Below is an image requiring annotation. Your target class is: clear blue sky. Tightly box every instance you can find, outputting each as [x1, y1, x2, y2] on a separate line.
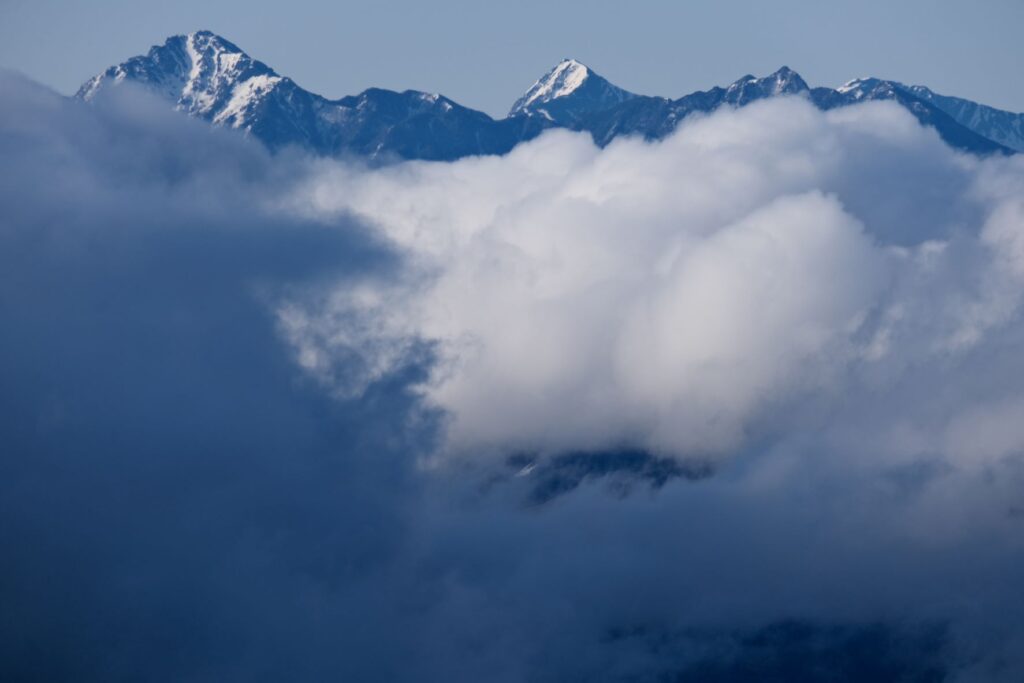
[1, 0, 1022, 117]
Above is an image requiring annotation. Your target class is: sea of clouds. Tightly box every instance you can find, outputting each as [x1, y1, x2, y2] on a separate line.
[284, 98, 1024, 465]
[2, 70, 1024, 681]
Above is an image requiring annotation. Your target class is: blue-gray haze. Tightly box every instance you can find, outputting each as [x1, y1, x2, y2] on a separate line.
[2, 5, 1024, 682]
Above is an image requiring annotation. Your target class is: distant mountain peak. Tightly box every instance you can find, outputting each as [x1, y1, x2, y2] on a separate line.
[509, 59, 594, 114]
[189, 29, 227, 41]
[769, 65, 806, 87]
[837, 77, 887, 94]
[76, 34, 1017, 159]
[836, 77, 869, 92]
[723, 67, 809, 105]
[185, 30, 243, 52]
[509, 58, 635, 122]
[847, 79, 1024, 152]
[76, 30, 283, 126]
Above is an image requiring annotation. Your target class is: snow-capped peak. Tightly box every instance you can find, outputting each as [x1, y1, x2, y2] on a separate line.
[508, 58, 635, 121]
[722, 66, 809, 105]
[76, 35, 1017, 159]
[516, 59, 590, 109]
[76, 30, 284, 127]
[766, 66, 807, 92]
[835, 77, 897, 101]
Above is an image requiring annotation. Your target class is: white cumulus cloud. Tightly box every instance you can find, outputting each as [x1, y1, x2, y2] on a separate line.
[281, 97, 1024, 463]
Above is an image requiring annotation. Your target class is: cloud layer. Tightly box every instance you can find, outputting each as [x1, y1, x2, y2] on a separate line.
[2, 73, 1024, 681]
[290, 97, 1024, 464]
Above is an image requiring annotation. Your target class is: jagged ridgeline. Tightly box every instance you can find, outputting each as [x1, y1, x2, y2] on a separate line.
[79, 31, 1023, 160]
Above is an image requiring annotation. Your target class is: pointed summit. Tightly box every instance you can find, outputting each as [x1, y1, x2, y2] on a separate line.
[509, 59, 635, 124]
[835, 76, 897, 101]
[769, 66, 809, 91]
[723, 66, 809, 105]
[511, 59, 591, 112]
[76, 30, 280, 121]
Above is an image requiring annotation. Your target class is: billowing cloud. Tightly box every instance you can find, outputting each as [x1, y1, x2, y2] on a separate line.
[286, 97, 1024, 464]
[3, 72, 1024, 682]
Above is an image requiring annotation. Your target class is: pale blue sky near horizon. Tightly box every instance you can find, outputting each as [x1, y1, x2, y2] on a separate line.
[1, 0, 1021, 118]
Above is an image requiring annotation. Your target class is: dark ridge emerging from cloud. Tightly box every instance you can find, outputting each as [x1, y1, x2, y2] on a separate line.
[505, 451, 713, 505]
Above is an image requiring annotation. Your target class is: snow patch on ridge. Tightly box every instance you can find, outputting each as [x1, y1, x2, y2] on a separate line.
[213, 74, 283, 126]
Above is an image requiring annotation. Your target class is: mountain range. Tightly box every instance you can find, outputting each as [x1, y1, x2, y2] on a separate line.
[77, 31, 1023, 160]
